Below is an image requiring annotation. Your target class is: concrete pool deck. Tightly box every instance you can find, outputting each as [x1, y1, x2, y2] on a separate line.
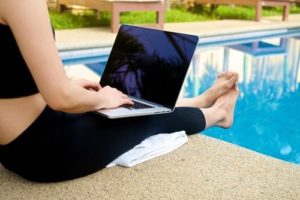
[1, 15, 300, 199]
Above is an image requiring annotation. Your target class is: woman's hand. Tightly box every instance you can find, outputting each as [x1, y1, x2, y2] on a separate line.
[97, 86, 133, 109]
[74, 79, 133, 109]
[74, 79, 101, 92]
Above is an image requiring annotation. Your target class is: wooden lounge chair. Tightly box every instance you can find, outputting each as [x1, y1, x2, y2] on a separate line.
[57, 0, 165, 33]
[193, 0, 291, 21]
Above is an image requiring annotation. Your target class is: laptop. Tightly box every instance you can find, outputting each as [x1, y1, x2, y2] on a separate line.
[96, 24, 199, 119]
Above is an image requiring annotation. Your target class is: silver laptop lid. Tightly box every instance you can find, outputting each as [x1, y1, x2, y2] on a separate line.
[100, 24, 199, 109]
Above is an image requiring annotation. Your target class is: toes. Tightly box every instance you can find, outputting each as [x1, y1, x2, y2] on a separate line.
[226, 76, 237, 87]
[232, 72, 239, 80]
[227, 72, 239, 82]
[217, 71, 236, 79]
[217, 72, 227, 78]
[217, 72, 233, 79]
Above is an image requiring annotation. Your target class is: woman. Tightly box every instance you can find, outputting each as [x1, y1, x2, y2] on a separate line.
[0, 0, 239, 182]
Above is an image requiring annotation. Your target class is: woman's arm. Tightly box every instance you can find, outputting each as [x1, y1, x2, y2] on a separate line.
[0, 0, 132, 113]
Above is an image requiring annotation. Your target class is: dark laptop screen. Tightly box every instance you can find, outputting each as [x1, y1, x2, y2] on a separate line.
[100, 25, 199, 108]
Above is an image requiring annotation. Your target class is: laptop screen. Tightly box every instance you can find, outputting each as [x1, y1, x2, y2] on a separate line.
[100, 25, 199, 108]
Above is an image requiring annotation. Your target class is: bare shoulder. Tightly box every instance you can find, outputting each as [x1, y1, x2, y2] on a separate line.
[0, 0, 49, 27]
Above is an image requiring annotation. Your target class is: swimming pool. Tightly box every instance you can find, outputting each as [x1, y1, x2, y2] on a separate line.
[61, 27, 300, 165]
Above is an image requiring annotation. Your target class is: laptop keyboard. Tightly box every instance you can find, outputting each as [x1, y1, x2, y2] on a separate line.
[122, 100, 154, 110]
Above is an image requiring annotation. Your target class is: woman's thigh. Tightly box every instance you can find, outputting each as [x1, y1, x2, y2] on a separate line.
[0, 106, 205, 182]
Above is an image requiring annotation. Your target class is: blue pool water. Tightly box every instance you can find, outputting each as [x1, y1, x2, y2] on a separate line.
[62, 28, 300, 165]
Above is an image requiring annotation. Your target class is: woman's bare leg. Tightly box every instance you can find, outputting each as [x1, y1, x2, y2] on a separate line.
[201, 86, 239, 129]
[176, 72, 238, 108]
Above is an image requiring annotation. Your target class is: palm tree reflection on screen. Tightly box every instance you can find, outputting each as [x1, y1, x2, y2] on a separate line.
[101, 28, 195, 106]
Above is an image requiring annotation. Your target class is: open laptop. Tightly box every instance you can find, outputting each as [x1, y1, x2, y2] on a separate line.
[96, 24, 199, 118]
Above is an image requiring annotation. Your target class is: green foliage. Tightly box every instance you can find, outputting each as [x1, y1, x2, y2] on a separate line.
[290, 4, 300, 13]
[166, 8, 208, 22]
[120, 9, 209, 24]
[49, 5, 300, 29]
[213, 6, 256, 20]
[50, 10, 110, 29]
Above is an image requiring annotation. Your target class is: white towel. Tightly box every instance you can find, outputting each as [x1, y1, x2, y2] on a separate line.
[106, 131, 188, 168]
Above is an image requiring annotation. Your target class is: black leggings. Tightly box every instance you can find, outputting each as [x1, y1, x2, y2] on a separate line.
[0, 106, 206, 182]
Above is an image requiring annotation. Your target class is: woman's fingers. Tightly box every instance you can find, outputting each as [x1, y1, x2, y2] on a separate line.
[98, 86, 134, 108]
[121, 98, 134, 106]
[122, 96, 134, 105]
[74, 79, 101, 91]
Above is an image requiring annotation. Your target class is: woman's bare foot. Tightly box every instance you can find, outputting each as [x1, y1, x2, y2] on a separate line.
[176, 72, 238, 108]
[193, 71, 238, 108]
[212, 86, 239, 128]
